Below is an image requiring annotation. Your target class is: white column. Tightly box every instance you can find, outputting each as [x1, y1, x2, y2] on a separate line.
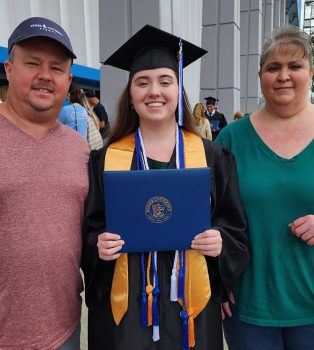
[201, 0, 241, 122]
[240, 0, 262, 114]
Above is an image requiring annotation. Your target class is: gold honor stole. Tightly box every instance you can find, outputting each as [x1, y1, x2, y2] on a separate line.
[104, 130, 211, 326]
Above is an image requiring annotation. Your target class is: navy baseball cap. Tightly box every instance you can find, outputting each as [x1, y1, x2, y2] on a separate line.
[8, 17, 76, 59]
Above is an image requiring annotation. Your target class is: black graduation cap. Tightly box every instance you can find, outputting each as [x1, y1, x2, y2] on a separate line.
[204, 96, 219, 105]
[104, 24, 207, 75]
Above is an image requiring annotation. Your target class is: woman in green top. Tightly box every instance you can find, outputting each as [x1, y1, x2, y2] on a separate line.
[217, 26, 314, 350]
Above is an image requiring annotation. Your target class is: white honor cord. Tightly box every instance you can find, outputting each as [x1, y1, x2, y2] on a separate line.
[138, 124, 181, 170]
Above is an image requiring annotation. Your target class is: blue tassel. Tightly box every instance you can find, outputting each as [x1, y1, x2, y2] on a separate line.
[178, 251, 186, 302]
[152, 286, 160, 326]
[140, 252, 148, 327]
[178, 267, 185, 300]
[178, 39, 184, 127]
[180, 310, 189, 350]
[141, 291, 148, 327]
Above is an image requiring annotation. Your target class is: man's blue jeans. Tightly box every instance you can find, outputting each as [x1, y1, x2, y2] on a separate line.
[223, 313, 314, 350]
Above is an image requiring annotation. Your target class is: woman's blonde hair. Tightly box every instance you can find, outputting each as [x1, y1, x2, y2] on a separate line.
[260, 26, 313, 70]
[192, 102, 206, 126]
[81, 92, 100, 129]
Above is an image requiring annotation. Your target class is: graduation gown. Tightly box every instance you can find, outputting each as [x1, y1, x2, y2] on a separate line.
[205, 111, 227, 140]
[82, 136, 250, 350]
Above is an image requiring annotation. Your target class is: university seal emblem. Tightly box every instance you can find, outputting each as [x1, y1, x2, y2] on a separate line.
[145, 196, 172, 223]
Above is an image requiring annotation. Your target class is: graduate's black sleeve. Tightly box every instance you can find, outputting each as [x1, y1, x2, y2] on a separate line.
[81, 147, 115, 310]
[203, 140, 251, 302]
[220, 114, 227, 129]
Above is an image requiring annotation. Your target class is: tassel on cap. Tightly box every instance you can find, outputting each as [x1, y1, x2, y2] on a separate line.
[178, 39, 184, 127]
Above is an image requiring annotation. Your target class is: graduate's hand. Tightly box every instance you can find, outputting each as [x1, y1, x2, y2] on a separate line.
[191, 229, 222, 257]
[221, 291, 235, 320]
[290, 214, 314, 245]
[97, 232, 125, 261]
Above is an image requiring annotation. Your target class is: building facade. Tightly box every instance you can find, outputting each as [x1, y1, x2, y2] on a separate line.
[0, 0, 301, 121]
[99, 0, 301, 121]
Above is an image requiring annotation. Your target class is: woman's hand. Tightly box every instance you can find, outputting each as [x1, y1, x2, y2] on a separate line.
[290, 215, 314, 245]
[221, 291, 235, 320]
[97, 232, 125, 261]
[191, 229, 222, 257]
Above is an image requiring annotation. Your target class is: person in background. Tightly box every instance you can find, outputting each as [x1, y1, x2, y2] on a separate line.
[58, 85, 89, 139]
[217, 26, 314, 350]
[81, 93, 104, 150]
[82, 24, 250, 350]
[85, 89, 110, 139]
[204, 96, 227, 140]
[192, 102, 212, 140]
[0, 17, 89, 349]
[233, 111, 243, 121]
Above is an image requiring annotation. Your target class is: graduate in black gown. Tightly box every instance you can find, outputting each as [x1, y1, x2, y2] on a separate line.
[82, 25, 250, 350]
[204, 97, 227, 140]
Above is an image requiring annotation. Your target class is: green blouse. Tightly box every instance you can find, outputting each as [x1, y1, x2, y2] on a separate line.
[216, 115, 314, 326]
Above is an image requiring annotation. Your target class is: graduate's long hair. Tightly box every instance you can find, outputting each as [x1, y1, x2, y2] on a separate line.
[107, 72, 197, 145]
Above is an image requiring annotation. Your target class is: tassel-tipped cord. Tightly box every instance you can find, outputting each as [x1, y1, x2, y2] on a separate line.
[137, 127, 149, 170]
[135, 130, 144, 170]
[175, 125, 180, 169]
[146, 284, 153, 326]
[188, 308, 195, 348]
[178, 126, 185, 169]
[170, 250, 179, 301]
[153, 325, 160, 342]
[152, 251, 160, 341]
[178, 251, 186, 305]
[152, 287, 160, 341]
[180, 310, 189, 350]
[140, 253, 148, 327]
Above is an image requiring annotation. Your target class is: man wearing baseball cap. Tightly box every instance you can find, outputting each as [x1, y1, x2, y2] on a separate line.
[0, 17, 89, 349]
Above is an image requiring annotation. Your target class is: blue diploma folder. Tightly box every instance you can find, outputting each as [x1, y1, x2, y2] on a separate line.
[103, 168, 211, 253]
[210, 120, 220, 131]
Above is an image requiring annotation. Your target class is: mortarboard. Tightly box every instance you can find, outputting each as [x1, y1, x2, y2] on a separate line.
[204, 96, 219, 105]
[103, 24, 207, 75]
[104, 24, 207, 126]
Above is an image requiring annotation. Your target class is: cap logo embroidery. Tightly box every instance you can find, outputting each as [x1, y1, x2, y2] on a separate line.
[145, 196, 172, 223]
[30, 23, 64, 37]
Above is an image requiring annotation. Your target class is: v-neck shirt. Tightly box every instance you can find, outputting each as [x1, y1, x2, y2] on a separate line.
[216, 114, 314, 326]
